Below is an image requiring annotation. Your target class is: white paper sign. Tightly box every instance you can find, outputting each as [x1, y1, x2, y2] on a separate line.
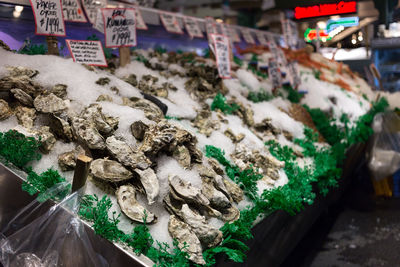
[93, 8, 104, 33]
[62, 0, 87, 22]
[30, 0, 66, 36]
[268, 58, 282, 89]
[241, 29, 255, 44]
[229, 26, 241, 43]
[287, 61, 301, 88]
[205, 16, 217, 37]
[82, 0, 106, 24]
[134, 7, 147, 30]
[102, 8, 136, 48]
[66, 39, 107, 67]
[184, 17, 203, 38]
[211, 34, 231, 79]
[256, 31, 268, 46]
[159, 12, 183, 34]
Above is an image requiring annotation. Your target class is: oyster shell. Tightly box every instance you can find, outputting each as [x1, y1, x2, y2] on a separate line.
[116, 185, 156, 223]
[201, 177, 231, 210]
[122, 97, 163, 121]
[105, 136, 151, 170]
[33, 93, 68, 114]
[51, 84, 67, 99]
[172, 145, 191, 169]
[90, 158, 133, 182]
[124, 74, 138, 87]
[49, 115, 73, 142]
[168, 215, 205, 265]
[207, 158, 224, 176]
[169, 175, 209, 207]
[134, 168, 159, 205]
[36, 126, 56, 153]
[71, 117, 105, 150]
[223, 178, 244, 203]
[130, 120, 149, 141]
[10, 88, 33, 107]
[58, 146, 85, 171]
[15, 106, 36, 128]
[80, 104, 118, 136]
[0, 74, 40, 95]
[192, 107, 220, 137]
[0, 99, 12, 121]
[6, 66, 38, 78]
[95, 77, 110, 86]
[96, 94, 113, 102]
[224, 129, 245, 143]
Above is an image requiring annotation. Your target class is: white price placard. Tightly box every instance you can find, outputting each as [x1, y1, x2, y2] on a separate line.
[205, 16, 217, 37]
[184, 17, 203, 38]
[66, 39, 107, 67]
[159, 12, 183, 34]
[82, 0, 106, 24]
[256, 31, 268, 46]
[62, 0, 87, 22]
[211, 34, 231, 79]
[287, 61, 301, 88]
[102, 8, 136, 48]
[134, 7, 147, 30]
[229, 26, 241, 43]
[29, 0, 66, 36]
[241, 28, 255, 44]
[93, 8, 104, 33]
[268, 58, 282, 89]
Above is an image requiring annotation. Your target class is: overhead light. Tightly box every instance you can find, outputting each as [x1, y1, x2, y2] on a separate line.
[13, 10, 21, 18]
[317, 21, 326, 29]
[330, 15, 340, 20]
[15, 5, 23, 12]
[351, 39, 356, 44]
[216, 18, 223, 23]
[358, 36, 363, 41]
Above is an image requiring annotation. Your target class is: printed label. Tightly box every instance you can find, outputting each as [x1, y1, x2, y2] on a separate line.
[30, 0, 66, 36]
[66, 39, 107, 67]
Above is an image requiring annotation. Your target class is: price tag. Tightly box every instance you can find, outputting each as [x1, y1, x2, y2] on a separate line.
[102, 8, 136, 48]
[241, 28, 255, 44]
[159, 12, 183, 34]
[229, 26, 241, 43]
[184, 16, 203, 38]
[66, 39, 107, 67]
[134, 7, 147, 30]
[256, 31, 268, 46]
[205, 17, 217, 53]
[268, 58, 282, 89]
[287, 61, 301, 88]
[93, 8, 104, 33]
[29, 0, 66, 36]
[288, 19, 298, 49]
[62, 0, 87, 22]
[82, 0, 106, 24]
[211, 34, 231, 79]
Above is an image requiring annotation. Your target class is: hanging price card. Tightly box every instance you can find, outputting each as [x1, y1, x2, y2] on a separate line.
[256, 31, 268, 46]
[102, 8, 136, 48]
[30, 0, 66, 36]
[184, 17, 203, 38]
[268, 58, 282, 89]
[287, 61, 301, 88]
[82, 0, 106, 24]
[241, 28, 255, 44]
[229, 26, 241, 43]
[159, 12, 183, 34]
[93, 8, 104, 33]
[62, 0, 87, 22]
[134, 7, 147, 30]
[211, 34, 231, 79]
[66, 39, 107, 67]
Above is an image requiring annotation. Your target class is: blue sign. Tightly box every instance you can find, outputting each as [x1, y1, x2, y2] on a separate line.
[326, 17, 359, 33]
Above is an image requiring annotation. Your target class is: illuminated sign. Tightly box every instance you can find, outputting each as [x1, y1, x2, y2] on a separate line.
[326, 17, 359, 32]
[304, 28, 331, 42]
[295, 1, 357, 20]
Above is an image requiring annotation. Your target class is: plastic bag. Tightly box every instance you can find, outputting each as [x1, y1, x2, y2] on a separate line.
[0, 184, 108, 267]
[368, 111, 400, 181]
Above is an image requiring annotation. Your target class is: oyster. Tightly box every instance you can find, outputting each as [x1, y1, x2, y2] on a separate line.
[95, 77, 110, 86]
[10, 88, 33, 107]
[33, 93, 68, 114]
[134, 168, 159, 205]
[80, 104, 118, 136]
[96, 94, 113, 102]
[201, 177, 231, 210]
[122, 97, 163, 121]
[71, 117, 105, 150]
[6, 66, 39, 78]
[0, 99, 12, 120]
[52, 84, 67, 99]
[172, 145, 191, 169]
[90, 158, 133, 182]
[49, 115, 73, 142]
[130, 120, 149, 141]
[124, 74, 138, 87]
[254, 118, 281, 135]
[105, 136, 151, 170]
[110, 86, 120, 94]
[58, 146, 85, 171]
[116, 185, 156, 223]
[15, 106, 36, 128]
[207, 158, 224, 176]
[169, 175, 209, 207]
[0, 40, 11, 51]
[185, 142, 203, 164]
[224, 129, 245, 143]
[162, 82, 177, 91]
[168, 215, 205, 265]
[138, 75, 168, 98]
[223, 178, 244, 203]
[185, 77, 215, 100]
[192, 107, 220, 137]
[36, 126, 56, 153]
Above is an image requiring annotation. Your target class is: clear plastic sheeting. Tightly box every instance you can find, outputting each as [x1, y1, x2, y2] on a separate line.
[368, 111, 400, 181]
[0, 185, 108, 267]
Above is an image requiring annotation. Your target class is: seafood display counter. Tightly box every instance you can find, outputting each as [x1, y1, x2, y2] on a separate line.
[0, 1, 387, 266]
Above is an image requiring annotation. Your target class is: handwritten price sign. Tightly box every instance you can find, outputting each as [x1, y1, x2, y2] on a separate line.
[62, 0, 87, 22]
[102, 8, 136, 48]
[241, 28, 255, 44]
[159, 12, 183, 34]
[268, 57, 282, 89]
[66, 39, 107, 67]
[211, 34, 231, 79]
[184, 16, 203, 38]
[30, 0, 66, 36]
[82, 0, 106, 24]
[256, 31, 268, 46]
[134, 7, 147, 30]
